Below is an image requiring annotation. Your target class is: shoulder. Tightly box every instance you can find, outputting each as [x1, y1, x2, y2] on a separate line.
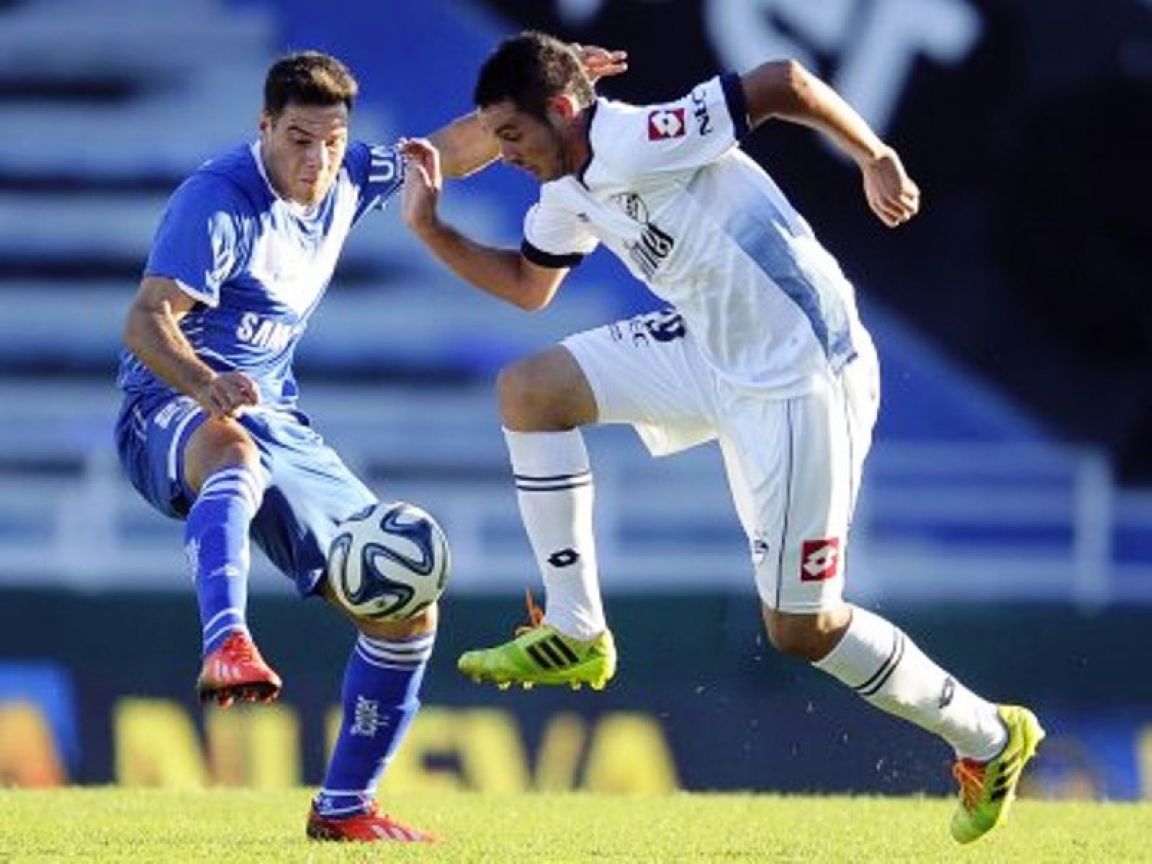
[583, 77, 744, 182]
[186, 143, 265, 215]
[584, 98, 639, 173]
[154, 149, 261, 251]
[583, 95, 693, 178]
[343, 140, 403, 186]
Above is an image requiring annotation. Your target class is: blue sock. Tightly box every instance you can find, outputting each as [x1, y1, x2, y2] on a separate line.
[314, 632, 435, 818]
[184, 465, 264, 656]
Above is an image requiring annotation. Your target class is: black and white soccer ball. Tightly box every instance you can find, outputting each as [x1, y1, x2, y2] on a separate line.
[326, 501, 451, 621]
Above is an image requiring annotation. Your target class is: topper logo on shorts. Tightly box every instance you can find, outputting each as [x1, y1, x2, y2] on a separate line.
[648, 107, 686, 140]
[800, 538, 841, 581]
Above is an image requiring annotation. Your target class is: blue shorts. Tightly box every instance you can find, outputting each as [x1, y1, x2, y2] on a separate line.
[115, 392, 376, 596]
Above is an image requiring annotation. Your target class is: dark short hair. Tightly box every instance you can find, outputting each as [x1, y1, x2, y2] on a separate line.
[263, 51, 358, 117]
[473, 31, 594, 120]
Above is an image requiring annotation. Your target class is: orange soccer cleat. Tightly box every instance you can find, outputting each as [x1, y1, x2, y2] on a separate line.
[195, 631, 282, 707]
[306, 802, 435, 843]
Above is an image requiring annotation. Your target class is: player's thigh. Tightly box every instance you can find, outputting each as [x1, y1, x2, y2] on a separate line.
[244, 412, 376, 597]
[719, 375, 872, 613]
[843, 340, 881, 501]
[114, 393, 208, 517]
[182, 416, 261, 493]
[561, 308, 718, 456]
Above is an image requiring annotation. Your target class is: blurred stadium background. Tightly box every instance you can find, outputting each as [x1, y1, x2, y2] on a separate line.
[1, 0, 1150, 802]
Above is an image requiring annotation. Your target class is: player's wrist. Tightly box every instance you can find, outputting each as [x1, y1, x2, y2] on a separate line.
[188, 371, 219, 403]
[858, 143, 896, 170]
[408, 212, 448, 244]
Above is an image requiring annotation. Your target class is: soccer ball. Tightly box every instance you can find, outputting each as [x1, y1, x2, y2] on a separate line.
[326, 501, 451, 621]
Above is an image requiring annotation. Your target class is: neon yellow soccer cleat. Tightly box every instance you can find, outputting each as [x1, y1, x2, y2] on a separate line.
[458, 592, 617, 691]
[950, 704, 1046, 844]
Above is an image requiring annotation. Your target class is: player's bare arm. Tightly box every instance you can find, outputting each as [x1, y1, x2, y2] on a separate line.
[400, 137, 565, 310]
[427, 112, 501, 179]
[741, 59, 920, 228]
[427, 44, 628, 179]
[122, 276, 260, 418]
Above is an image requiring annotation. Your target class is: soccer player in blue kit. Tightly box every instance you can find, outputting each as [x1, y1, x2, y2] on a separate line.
[114, 48, 625, 842]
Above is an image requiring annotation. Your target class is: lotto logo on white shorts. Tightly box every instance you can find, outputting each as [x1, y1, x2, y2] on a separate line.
[648, 108, 686, 140]
[800, 538, 841, 582]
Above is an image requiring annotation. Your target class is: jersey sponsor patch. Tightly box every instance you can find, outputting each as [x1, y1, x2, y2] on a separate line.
[800, 538, 841, 581]
[647, 107, 687, 140]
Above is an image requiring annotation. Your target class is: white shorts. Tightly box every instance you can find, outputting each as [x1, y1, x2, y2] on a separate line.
[562, 308, 880, 613]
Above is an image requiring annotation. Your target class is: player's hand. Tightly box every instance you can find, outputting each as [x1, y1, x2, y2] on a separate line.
[195, 371, 260, 419]
[400, 137, 443, 235]
[862, 147, 920, 228]
[574, 43, 628, 84]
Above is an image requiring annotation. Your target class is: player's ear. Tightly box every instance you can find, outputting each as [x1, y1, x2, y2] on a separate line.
[548, 94, 580, 121]
[258, 111, 272, 134]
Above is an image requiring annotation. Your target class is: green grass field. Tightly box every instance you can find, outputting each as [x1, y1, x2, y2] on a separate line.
[0, 789, 1147, 863]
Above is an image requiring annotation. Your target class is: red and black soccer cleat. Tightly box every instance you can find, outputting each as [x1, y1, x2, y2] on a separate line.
[195, 631, 282, 708]
[306, 803, 435, 843]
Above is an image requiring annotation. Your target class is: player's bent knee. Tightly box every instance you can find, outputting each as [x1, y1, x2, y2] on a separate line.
[321, 575, 440, 639]
[354, 602, 439, 639]
[498, 348, 594, 431]
[762, 606, 850, 662]
[498, 358, 558, 426]
[185, 419, 260, 491]
[764, 620, 818, 660]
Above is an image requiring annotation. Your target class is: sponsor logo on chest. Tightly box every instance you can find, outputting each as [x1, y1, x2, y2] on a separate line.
[236, 313, 299, 351]
[609, 192, 676, 280]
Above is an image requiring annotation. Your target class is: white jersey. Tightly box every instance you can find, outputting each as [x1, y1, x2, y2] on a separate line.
[522, 74, 867, 398]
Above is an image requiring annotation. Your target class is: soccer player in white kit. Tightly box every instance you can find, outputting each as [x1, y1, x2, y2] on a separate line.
[400, 31, 1043, 844]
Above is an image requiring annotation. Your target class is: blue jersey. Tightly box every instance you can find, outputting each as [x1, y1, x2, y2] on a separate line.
[116, 140, 404, 407]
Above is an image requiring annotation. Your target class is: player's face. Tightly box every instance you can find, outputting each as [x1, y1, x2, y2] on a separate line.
[480, 100, 569, 183]
[259, 102, 349, 207]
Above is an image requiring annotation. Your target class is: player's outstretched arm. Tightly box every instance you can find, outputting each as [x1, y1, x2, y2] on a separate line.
[427, 113, 500, 180]
[123, 277, 259, 418]
[400, 137, 566, 310]
[428, 43, 628, 179]
[740, 59, 920, 228]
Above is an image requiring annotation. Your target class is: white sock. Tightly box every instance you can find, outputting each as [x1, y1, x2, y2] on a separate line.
[504, 428, 606, 640]
[813, 606, 1006, 761]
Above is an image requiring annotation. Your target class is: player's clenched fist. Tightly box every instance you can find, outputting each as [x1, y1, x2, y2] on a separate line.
[862, 148, 921, 228]
[195, 371, 260, 419]
[399, 137, 443, 237]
